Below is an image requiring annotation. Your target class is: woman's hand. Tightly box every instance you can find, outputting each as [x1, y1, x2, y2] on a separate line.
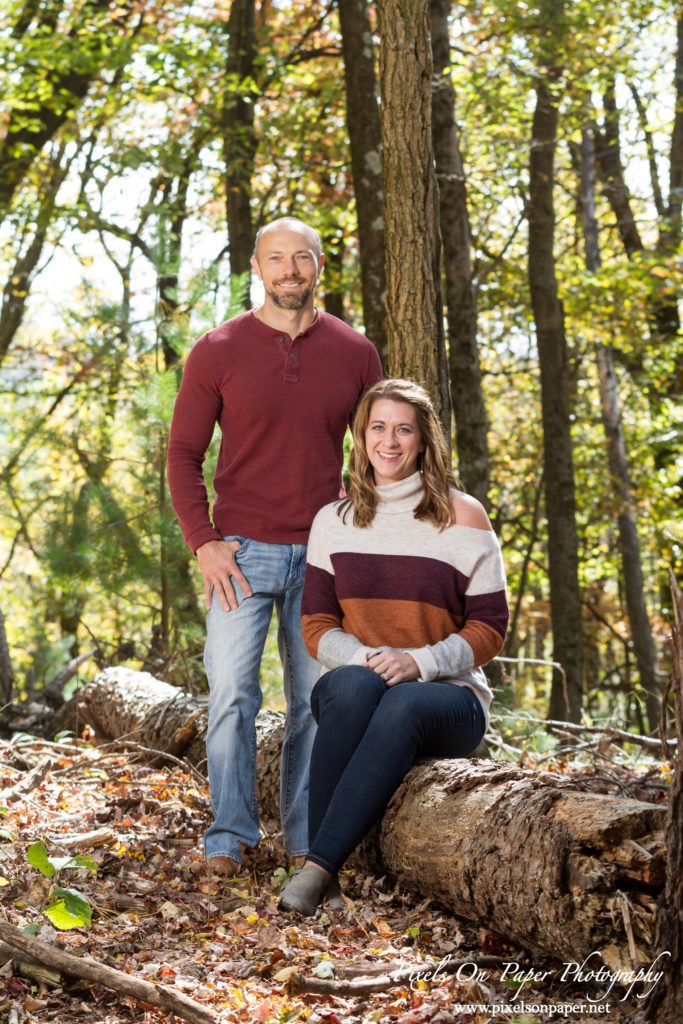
[366, 650, 420, 686]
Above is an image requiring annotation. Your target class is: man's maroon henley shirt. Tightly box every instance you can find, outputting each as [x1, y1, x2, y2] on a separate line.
[166, 309, 382, 553]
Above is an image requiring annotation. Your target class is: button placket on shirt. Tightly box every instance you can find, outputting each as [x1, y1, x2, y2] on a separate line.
[281, 335, 301, 383]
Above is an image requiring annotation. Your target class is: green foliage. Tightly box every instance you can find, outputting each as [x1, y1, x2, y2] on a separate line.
[0, 0, 679, 728]
[24, 839, 96, 930]
[43, 887, 92, 929]
[27, 840, 98, 879]
[271, 865, 297, 892]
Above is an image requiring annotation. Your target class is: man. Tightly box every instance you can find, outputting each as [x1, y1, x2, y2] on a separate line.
[167, 217, 382, 879]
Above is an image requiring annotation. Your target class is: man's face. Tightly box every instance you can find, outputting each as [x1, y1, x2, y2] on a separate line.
[252, 227, 324, 310]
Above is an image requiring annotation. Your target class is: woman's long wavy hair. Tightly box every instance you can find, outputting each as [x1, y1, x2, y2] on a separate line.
[338, 379, 462, 529]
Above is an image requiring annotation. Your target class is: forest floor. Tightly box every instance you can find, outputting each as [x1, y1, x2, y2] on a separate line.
[0, 736, 670, 1024]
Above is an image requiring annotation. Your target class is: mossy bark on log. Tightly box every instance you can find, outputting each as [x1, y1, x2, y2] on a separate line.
[54, 668, 664, 972]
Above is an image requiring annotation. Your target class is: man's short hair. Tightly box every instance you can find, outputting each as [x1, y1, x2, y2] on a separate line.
[253, 218, 323, 261]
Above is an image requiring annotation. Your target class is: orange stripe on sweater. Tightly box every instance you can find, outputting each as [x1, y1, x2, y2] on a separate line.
[339, 598, 462, 649]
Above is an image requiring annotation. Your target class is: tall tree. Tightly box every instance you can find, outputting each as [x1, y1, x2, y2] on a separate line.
[0, 145, 69, 365]
[527, 0, 583, 722]
[376, 0, 451, 437]
[223, 0, 258, 300]
[662, 11, 683, 256]
[338, 0, 387, 361]
[430, 0, 489, 503]
[579, 127, 661, 733]
[595, 64, 682, 388]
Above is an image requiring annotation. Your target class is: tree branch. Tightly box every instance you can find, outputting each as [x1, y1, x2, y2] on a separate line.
[285, 955, 508, 996]
[0, 919, 218, 1024]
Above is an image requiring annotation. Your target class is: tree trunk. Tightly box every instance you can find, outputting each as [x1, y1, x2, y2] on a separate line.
[52, 668, 284, 818]
[338, 0, 387, 365]
[657, 12, 683, 393]
[527, 0, 583, 723]
[430, 0, 490, 505]
[0, 608, 15, 706]
[322, 227, 345, 321]
[383, 758, 663, 973]
[647, 571, 683, 1022]
[663, 15, 683, 254]
[376, 0, 451, 439]
[223, 0, 257, 303]
[596, 76, 681, 388]
[54, 667, 665, 973]
[579, 128, 661, 733]
[0, 150, 69, 366]
[154, 154, 205, 654]
[594, 81, 645, 259]
[157, 156, 195, 370]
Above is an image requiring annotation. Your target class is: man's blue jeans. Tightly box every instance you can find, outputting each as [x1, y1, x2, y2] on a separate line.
[306, 666, 485, 874]
[203, 537, 320, 862]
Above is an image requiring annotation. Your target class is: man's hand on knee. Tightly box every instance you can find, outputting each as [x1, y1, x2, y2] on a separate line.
[197, 539, 252, 612]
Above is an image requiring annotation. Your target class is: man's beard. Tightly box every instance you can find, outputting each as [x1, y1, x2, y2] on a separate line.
[266, 279, 313, 309]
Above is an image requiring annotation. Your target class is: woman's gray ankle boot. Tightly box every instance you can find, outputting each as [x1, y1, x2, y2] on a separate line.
[279, 865, 328, 916]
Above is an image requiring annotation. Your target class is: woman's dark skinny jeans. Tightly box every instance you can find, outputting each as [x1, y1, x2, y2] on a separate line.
[305, 665, 485, 874]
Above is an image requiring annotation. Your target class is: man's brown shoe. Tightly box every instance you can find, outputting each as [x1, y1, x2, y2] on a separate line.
[207, 855, 243, 880]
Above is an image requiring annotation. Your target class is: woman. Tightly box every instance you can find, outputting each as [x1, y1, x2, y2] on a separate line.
[278, 379, 509, 915]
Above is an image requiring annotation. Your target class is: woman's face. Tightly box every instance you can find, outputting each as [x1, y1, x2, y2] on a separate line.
[364, 398, 425, 486]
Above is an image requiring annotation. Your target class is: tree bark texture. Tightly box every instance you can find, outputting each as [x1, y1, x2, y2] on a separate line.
[647, 572, 683, 1022]
[527, 0, 583, 723]
[52, 668, 284, 817]
[223, 0, 257, 298]
[376, 0, 451, 439]
[54, 668, 665, 973]
[430, 0, 490, 505]
[580, 129, 660, 733]
[338, 0, 387, 365]
[382, 758, 663, 973]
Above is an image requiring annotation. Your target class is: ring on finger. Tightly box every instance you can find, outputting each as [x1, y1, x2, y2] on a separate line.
[382, 672, 390, 681]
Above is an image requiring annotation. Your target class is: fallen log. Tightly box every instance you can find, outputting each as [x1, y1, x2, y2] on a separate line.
[51, 667, 284, 819]
[0, 939, 61, 988]
[381, 758, 663, 972]
[0, 756, 55, 804]
[52, 668, 666, 972]
[282, 953, 508, 997]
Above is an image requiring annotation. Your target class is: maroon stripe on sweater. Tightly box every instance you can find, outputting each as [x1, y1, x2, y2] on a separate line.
[465, 591, 510, 642]
[301, 563, 340, 617]
[330, 551, 467, 612]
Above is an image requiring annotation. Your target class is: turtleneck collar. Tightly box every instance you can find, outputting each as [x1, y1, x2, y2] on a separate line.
[375, 471, 425, 513]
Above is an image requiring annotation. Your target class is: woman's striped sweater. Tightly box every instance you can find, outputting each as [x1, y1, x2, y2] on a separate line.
[301, 472, 509, 722]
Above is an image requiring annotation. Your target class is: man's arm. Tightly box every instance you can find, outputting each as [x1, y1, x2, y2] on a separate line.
[167, 336, 252, 611]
